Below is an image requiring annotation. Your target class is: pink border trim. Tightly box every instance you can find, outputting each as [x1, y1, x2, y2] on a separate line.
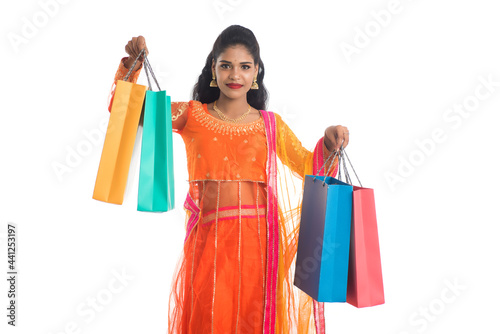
[184, 193, 200, 242]
[203, 204, 266, 216]
[202, 213, 267, 225]
[261, 110, 279, 334]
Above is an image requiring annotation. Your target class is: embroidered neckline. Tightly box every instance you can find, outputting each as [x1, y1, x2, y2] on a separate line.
[191, 102, 265, 138]
[202, 103, 263, 126]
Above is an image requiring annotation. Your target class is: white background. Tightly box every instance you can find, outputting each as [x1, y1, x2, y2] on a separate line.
[1, 0, 499, 333]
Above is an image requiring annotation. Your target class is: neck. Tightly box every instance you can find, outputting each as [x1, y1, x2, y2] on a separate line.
[215, 95, 249, 117]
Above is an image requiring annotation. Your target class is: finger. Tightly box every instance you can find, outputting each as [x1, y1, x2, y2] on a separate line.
[338, 127, 347, 149]
[326, 130, 338, 152]
[125, 43, 132, 56]
[335, 128, 343, 151]
[131, 37, 140, 56]
[134, 38, 147, 61]
[126, 40, 138, 59]
[137, 35, 146, 50]
[343, 127, 349, 148]
[137, 36, 148, 58]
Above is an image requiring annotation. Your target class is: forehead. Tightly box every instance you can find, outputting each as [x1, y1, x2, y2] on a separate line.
[216, 44, 254, 63]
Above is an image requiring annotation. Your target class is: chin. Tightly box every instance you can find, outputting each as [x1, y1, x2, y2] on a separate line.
[221, 89, 249, 100]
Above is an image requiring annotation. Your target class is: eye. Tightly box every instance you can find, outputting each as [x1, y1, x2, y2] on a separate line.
[220, 64, 230, 69]
[242, 65, 251, 70]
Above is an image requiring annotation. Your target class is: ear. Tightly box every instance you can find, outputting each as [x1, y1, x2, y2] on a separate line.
[211, 59, 215, 72]
[255, 63, 259, 78]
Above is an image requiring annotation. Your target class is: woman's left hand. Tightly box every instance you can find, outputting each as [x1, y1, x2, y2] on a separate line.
[324, 125, 349, 152]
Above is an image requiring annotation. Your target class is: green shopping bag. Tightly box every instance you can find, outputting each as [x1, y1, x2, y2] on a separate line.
[137, 57, 175, 212]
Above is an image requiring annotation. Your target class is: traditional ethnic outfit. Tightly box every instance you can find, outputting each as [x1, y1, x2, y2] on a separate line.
[110, 59, 338, 334]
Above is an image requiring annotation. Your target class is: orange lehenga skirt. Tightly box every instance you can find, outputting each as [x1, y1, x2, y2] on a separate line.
[168, 178, 321, 334]
[169, 180, 272, 333]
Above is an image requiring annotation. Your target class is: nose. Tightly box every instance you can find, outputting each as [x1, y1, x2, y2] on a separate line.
[229, 67, 240, 80]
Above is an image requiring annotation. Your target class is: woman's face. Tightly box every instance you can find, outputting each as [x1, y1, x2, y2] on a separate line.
[212, 44, 259, 100]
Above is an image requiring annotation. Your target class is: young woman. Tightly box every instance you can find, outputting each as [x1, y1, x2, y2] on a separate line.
[109, 25, 349, 334]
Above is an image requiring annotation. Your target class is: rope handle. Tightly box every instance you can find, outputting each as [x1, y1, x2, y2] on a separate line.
[143, 55, 161, 91]
[312, 145, 363, 188]
[123, 48, 162, 92]
[123, 48, 146, 82]
[313, 149, 338, 178]
[338, 148, 362, 187]
[312, 149, 340, 186]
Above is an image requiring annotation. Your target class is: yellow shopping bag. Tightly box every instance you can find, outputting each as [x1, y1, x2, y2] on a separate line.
[93, 77, 147, 204]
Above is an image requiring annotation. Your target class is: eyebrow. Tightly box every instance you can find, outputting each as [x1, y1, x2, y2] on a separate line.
[219, 60, 254, 65]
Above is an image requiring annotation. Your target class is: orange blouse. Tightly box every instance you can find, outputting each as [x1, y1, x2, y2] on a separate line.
[174, 100, 267, 182]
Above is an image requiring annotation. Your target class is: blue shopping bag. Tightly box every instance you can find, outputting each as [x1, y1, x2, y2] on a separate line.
[137, 57, 175, 212]
[294, 175, 353, 302]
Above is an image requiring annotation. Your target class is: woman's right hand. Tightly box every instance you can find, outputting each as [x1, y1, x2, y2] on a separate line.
[124, 36, 149, 71]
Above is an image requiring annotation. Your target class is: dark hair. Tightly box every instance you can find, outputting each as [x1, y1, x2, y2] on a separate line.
[192, 25, 269, 110]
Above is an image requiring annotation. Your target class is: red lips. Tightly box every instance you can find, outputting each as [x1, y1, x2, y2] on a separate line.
[226, 83, 243, 89]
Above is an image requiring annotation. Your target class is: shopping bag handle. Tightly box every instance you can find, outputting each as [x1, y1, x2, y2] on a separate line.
[312, 149, 339, 186]
[338, 148, 363, 187]
[122, 48, 162, 92]
[124, 48, 146, 82]
[143, 55, 162, 91]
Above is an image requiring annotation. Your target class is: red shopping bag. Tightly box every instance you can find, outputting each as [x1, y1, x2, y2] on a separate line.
[338, 149, 385, 308]
[346, 185, 384, 308]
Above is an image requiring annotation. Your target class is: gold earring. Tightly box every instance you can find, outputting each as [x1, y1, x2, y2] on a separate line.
[251, 76, 259, 90]
[210, 71, 218, 87]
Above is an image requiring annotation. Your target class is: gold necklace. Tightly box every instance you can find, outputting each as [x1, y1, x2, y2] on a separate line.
[213, 100, 252, 123]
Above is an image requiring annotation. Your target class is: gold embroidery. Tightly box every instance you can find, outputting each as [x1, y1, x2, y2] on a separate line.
[172, 102, 188, 121]
[192, 103, 264, 139]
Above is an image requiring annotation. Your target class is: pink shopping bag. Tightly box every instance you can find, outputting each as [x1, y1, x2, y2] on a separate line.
[346, 185, 385, 308]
